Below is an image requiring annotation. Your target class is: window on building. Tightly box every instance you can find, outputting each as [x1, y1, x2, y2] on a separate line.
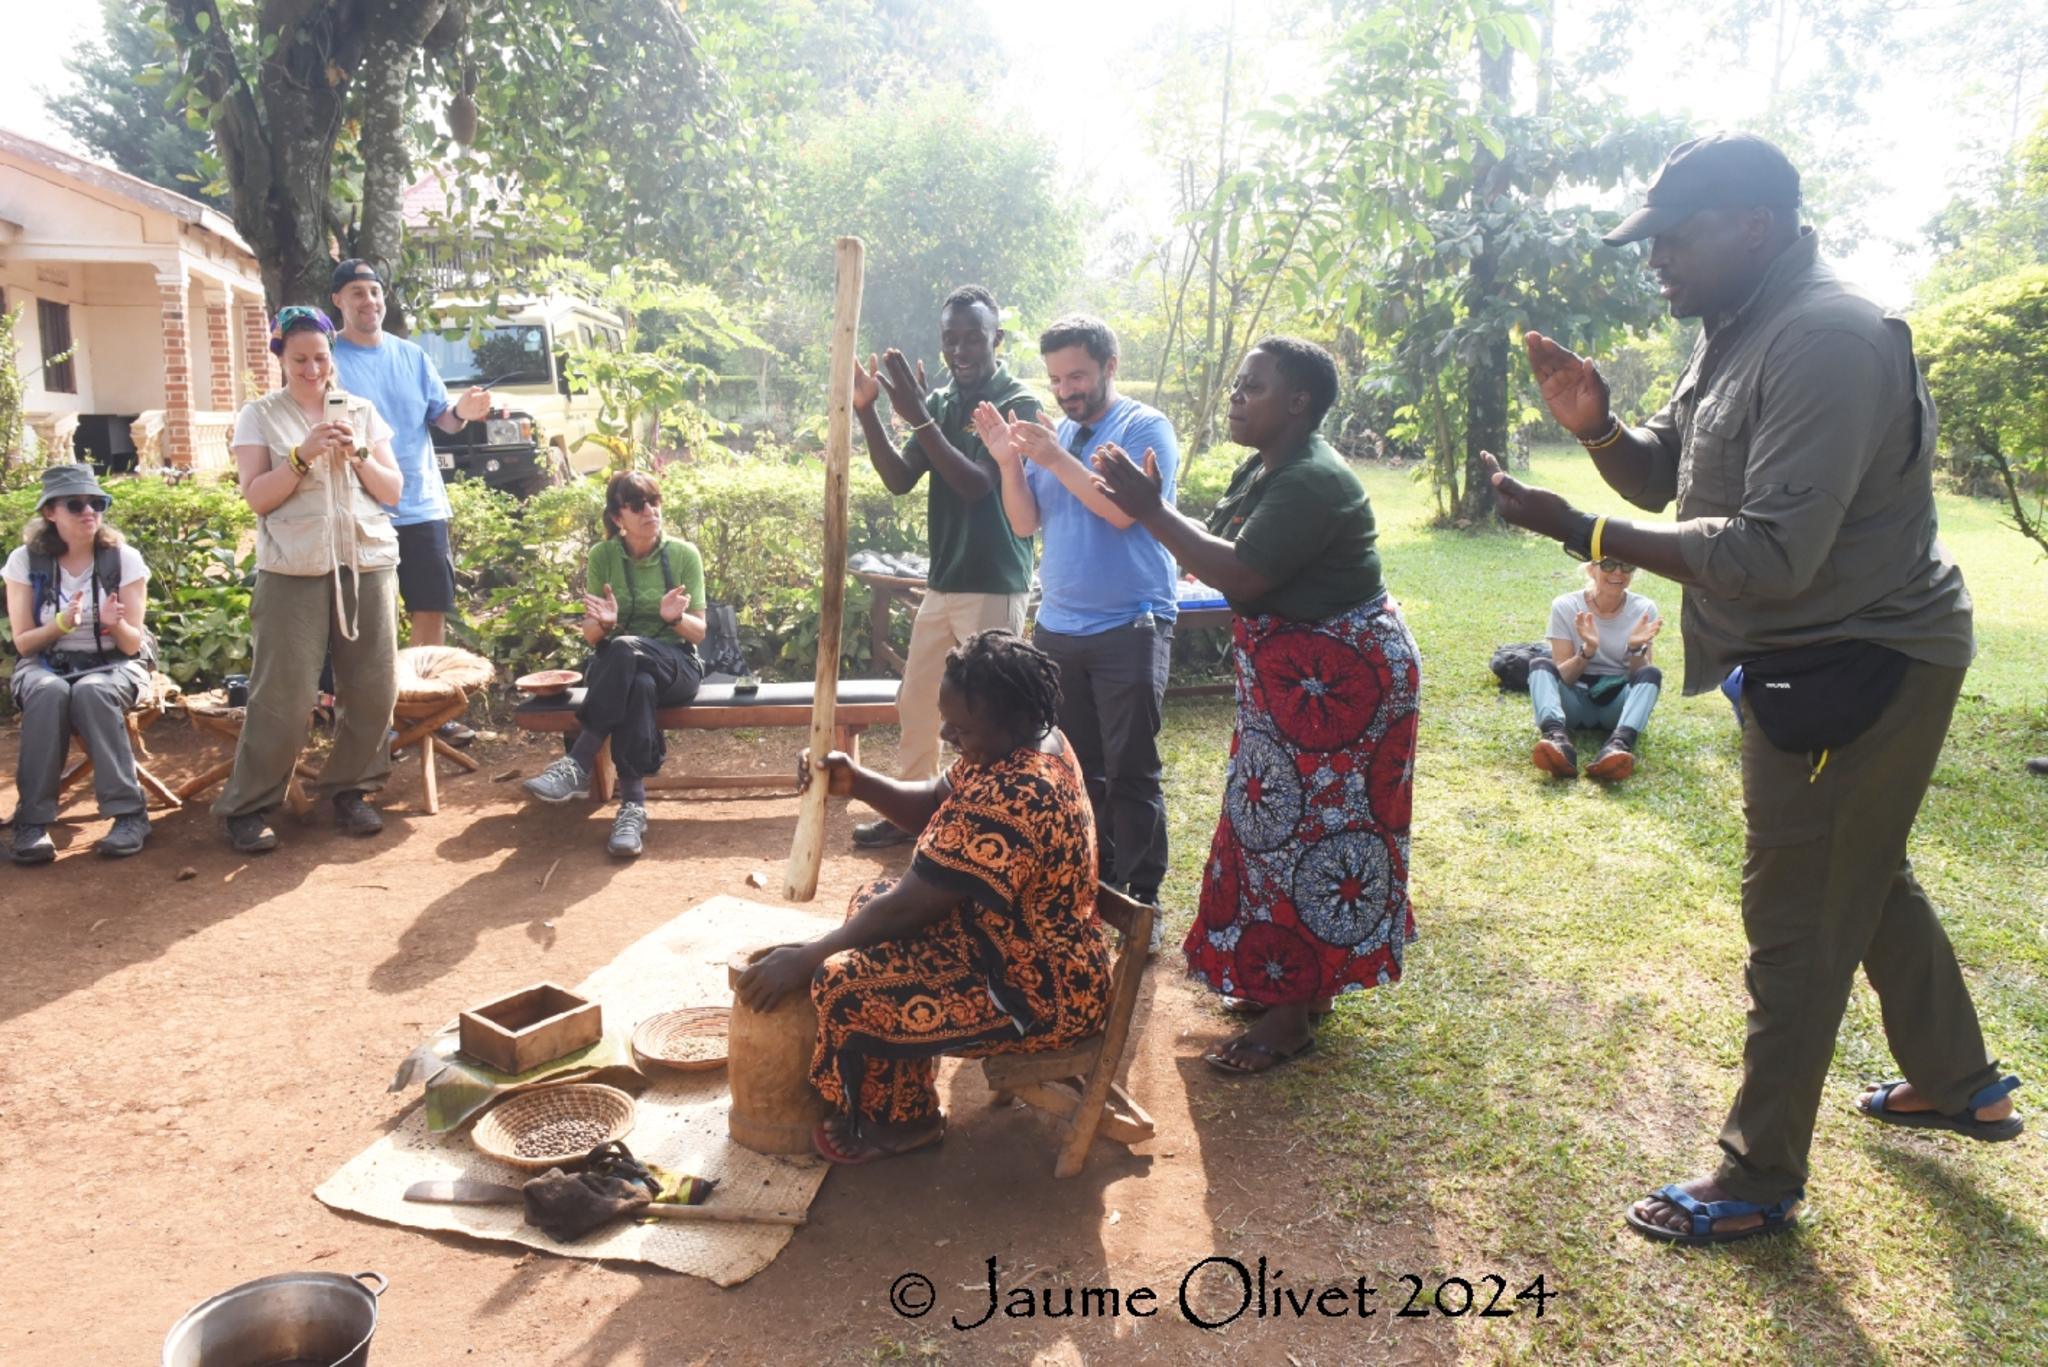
[37, 299, 76, 395]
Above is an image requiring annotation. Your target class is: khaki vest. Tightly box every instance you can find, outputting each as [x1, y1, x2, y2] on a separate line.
[237, 389, 400, 577]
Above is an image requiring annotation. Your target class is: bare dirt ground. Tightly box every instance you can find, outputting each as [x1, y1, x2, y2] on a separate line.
[0, 719, 1457, 1366]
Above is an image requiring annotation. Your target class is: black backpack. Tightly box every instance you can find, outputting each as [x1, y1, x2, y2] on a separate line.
[24, 543, 157, 674]
[1488, 641, 1550, 692]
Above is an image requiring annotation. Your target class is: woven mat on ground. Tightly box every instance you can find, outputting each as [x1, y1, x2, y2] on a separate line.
[316, 895, 840, 1284]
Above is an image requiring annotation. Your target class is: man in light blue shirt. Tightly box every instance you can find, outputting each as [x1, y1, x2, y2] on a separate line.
[330, 260, 493, 742]
[980, 315, 1180, 916]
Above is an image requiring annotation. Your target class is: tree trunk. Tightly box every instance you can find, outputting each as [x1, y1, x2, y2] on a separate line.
[354, 2, 453, 336]
[165, 1, 460, 318]
[1457, 44, 1515, 525]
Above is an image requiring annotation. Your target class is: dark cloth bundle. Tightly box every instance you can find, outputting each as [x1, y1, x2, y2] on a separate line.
[521, 1140, 717, 1242]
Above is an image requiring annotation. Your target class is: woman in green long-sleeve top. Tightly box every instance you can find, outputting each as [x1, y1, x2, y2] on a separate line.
[523, 471, 706, 857]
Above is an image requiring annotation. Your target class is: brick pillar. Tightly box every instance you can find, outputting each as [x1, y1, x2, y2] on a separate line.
[158, 274, 194, 468]
[239, 301, 276, 400]
[205, 299, 235, 410]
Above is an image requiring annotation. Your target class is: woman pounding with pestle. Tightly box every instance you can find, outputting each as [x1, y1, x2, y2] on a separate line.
[736, 631, 1112, 1163]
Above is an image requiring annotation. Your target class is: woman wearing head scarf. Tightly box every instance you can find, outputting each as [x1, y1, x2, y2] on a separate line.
[3, 464, 155, 862]
[214, 305, 404, 852]
[1093, 336, 1421, 1075]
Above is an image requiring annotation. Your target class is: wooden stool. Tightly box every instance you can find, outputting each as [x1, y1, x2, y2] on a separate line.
[391, 646, 493, 814]
[58, 671, 183, 811]
[982, 884, 1158, 1177]
[175, 691, 319, 817]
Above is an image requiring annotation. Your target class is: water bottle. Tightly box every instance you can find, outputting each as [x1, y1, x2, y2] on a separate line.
[1134, 600, 1157, 634]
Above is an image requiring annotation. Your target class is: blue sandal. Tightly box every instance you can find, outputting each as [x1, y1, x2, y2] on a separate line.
[1624, 1184, 1804, 1247]
[1857, 1074, 2023, 1142]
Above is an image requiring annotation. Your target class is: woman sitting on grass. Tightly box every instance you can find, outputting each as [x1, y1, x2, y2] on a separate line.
[736, 630, 1112, 1164]
[522, 471, 705, 858]
[1527, 556, 1663, 781]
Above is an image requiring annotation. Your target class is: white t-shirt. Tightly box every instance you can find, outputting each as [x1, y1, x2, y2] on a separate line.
[231, 393, 395, 451]
[1547, 588, 1658, 679]
[3, 543, 150, 653]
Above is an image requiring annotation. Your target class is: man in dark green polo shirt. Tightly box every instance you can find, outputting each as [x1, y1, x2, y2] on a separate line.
[1486, 132, 2021, 1247]
[851, 284, 1042, 847]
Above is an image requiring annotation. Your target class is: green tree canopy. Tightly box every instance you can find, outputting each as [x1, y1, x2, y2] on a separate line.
[46, 0, 223, 208]
[780, 86, 1079, 367]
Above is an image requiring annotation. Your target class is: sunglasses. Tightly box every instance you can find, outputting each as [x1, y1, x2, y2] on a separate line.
[52, 496, 111, 515]
[616, 496, 660, 512]
[1596, 558, 1635, 573]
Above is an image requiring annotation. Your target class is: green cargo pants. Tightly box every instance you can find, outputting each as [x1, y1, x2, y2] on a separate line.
[213, 568, 397, 819]
[1715, 658, 2000, 1202]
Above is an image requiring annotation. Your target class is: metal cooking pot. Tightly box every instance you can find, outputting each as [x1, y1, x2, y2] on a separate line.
[162, 1270, 387, 1367]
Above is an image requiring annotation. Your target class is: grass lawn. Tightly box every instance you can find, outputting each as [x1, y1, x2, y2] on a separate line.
[1154, 444, 2048, 1365]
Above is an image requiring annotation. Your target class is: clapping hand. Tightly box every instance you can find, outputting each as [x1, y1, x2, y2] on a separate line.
[1627, 616, 1663, 653]
[1090, 444, 1165, 519]
[582, 584, 619, 632]
[1524, 332, 1613, 443]
[1480, 451, 1579, 542]
[1575, 610, 1601, 658]
[875, 349, 931, 428]
[98, 588, 127, 628]
[852, 355, 882, 414]
[1010, 414, 1065, 469]
[971, 401, 1020, 468]
[658, 585, 692, 625]
[55, 589, 87, 631]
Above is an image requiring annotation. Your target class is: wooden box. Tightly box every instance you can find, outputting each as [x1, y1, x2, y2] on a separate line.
[458, 982, 603, 1075]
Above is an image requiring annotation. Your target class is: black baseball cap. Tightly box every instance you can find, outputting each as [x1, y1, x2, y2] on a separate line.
[1603, 132, 1802, 246]
[330, 258, 384, 292]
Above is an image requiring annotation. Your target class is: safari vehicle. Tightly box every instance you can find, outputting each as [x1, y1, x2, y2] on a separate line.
[418, 294, 626, 496]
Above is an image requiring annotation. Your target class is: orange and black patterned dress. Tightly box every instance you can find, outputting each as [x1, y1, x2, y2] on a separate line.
[809, 734, 1113, 1126]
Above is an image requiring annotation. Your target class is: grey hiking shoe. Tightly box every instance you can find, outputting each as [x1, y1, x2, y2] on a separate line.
[11, 823, 55, 865]
[96, 813, 151, 859]
[524, 756, 590, 804]
[608, 801, 649, 858]
[225, 811, 278, 853]
[334, 789, 384, 836]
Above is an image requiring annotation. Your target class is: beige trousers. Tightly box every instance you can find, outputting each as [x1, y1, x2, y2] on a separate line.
[894, 589, 1028, 781]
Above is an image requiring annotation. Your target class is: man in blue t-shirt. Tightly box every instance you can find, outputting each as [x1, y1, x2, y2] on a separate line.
[329, 260, 494, 739]
[978, 315, 1180, 917]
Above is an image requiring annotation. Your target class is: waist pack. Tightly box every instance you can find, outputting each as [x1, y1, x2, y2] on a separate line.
[1741, 640, 1909, 756]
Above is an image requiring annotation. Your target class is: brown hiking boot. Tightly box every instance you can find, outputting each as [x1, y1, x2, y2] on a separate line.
[1532, 725, 1578, 779]
[1587, 727, 1639, 782]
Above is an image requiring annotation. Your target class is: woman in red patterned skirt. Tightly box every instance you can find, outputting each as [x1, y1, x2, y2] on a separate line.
[1094, 337, 1420, 1075]
[736, 630, 1113, 1162]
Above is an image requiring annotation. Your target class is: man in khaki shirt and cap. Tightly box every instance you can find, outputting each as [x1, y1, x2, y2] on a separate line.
[1484, 132, 2023, 1246]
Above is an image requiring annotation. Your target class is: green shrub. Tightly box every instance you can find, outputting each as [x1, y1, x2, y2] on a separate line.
[1917, 265, 2048, 545]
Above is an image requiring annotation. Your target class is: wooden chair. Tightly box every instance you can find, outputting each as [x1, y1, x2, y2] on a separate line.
[982, 883, 1158, 1177]
[390, 646, 493, 814]
[58, 670, 182, 811]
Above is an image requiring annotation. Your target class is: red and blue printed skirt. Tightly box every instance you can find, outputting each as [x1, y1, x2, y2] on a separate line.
[1184, 595, 1421, 1005]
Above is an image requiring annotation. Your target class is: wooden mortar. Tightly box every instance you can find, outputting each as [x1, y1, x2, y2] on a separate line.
[726, 945, 832, 1155]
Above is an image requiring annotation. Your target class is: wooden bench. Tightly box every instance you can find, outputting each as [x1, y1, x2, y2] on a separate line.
[513, 679, 900, 802]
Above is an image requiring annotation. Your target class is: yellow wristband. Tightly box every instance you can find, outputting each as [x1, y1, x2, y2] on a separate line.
[1581, 418, 1624, 452]
[1590, 516, 1608, 564]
